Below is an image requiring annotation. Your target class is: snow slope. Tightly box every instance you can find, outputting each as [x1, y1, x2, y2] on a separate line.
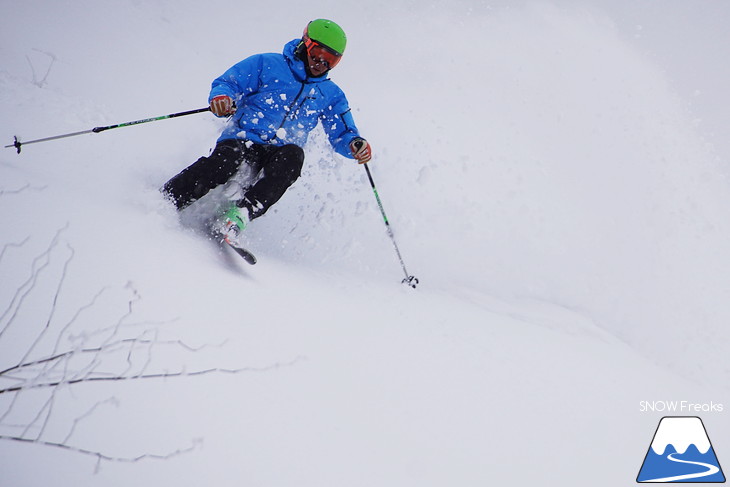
[1, 1, 729, 486]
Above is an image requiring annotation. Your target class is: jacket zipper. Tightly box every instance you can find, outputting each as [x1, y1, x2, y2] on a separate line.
[271, 82, 308, 141]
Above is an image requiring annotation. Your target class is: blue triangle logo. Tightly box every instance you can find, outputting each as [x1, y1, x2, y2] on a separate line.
[637, 416, 725, 483]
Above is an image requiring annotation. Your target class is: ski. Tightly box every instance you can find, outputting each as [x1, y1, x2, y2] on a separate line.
[208, 226, 257, 265]
[223, 238, 257, 265]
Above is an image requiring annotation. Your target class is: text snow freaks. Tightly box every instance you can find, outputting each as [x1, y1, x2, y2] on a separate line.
[639, 401, 724, 413]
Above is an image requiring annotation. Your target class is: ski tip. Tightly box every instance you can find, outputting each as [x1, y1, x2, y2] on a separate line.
[228, 242, 257, 265]
[242, 251, 257, 265]
[211, 230, 258, 265]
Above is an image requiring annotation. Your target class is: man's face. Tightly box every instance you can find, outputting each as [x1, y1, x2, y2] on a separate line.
[307, 51, 330, 77]
[303, 38, 342, 77]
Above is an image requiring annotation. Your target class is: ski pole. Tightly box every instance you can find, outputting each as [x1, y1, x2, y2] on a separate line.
[363, 163, 419, 288]
[5, 107, 211, 154]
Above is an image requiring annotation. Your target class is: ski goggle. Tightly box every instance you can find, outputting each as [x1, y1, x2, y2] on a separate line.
[303, 35, 342, 70]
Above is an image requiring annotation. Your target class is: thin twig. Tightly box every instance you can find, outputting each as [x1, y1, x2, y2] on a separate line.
[0, 236, 31, 266]
[19, 243, 75, 366]
[0, 226, 68, 339]
[0, 183, 48, 198]
[0, 357, 304, 394]
[0, 435, 200, 465]
[0, 337, 222, 377]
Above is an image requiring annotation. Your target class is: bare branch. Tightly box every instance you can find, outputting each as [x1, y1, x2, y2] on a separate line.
[0, 183, 48, 198]
[0, 356, 304, 394]
[18, 243, 74, 367]
[62, 397, 119, 445]
[0, 227, 301, 468]
[0, 236, 31, 266]
[0, 337, 225, 377]
[0, 435, 201, 470]
[25, 48, 57, 88]
[21, 392, 55, 441]
[0, 225, 68, 340]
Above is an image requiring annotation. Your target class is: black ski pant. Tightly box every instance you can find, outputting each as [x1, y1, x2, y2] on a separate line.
[162, 139, 304, 219]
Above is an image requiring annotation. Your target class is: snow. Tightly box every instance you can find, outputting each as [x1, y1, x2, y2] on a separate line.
[1, 1, 730, 486]
[651, 417, 711, 455]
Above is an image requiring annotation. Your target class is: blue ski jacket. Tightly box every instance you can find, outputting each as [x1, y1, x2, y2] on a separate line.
[209, 39, 362, 159]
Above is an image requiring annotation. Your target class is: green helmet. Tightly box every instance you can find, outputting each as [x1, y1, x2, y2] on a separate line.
[304, 19, 347, 56]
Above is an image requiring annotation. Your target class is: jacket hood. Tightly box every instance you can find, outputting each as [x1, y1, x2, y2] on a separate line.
[283, 38, 330, 82]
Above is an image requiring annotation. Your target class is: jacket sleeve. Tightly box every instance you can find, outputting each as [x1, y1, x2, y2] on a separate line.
[320, 86, 361, 159]
[209, 55, 263, 104]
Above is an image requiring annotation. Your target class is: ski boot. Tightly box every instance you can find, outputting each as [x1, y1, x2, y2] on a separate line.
[212, 205, 250, 246]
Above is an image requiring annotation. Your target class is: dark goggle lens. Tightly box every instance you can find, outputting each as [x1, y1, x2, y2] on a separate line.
[305, 38, 342, 69]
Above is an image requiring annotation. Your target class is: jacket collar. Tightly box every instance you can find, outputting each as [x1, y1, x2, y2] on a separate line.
[283, 38, 330, 83]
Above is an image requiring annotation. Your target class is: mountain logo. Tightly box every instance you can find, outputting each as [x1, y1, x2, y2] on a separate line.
[637, 416, 725, 483]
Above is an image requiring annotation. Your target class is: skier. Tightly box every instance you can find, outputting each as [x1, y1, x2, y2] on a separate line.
[161, 19, 372, 246]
